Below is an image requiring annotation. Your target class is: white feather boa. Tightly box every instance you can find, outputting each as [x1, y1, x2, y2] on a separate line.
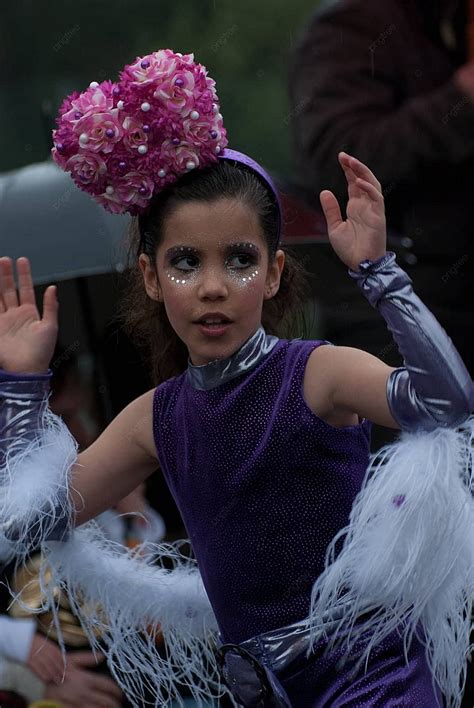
[42, 529, 224, 705]
[308, 417, 474, 708]
[0, 407, 76, 562]
[0, 408, 226, 705]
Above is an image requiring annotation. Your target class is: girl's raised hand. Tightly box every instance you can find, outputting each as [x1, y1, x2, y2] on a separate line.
[0, 257, 58, 374]
[320, 152, 387, 271]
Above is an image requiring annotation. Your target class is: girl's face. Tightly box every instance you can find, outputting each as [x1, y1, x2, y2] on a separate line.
[139, 197, 285, 366]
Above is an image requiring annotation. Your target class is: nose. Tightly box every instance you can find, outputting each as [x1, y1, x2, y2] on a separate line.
[197, 266, 229, 300]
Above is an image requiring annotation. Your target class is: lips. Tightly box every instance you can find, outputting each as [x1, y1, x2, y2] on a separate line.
[194, 312, 232, 324]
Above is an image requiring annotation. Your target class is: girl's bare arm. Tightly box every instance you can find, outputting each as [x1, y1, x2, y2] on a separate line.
[303, 344, 398, 429]
[72, 388, 159, 526]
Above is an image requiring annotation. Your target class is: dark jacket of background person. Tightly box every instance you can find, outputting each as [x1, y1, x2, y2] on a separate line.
[288, 0, 474, 376]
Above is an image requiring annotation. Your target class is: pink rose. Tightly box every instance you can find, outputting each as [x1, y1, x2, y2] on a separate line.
[182, 118, 213, 147]
[74, 109, 123, 153]
[179, 52, 195, 65]
[63, 84, 115, 123]
[160, 140, 200, 174]
[95, 191, 126, 214]
[65, 153, 107, 184]
[122, 116, 148, 152]
[121, 49, 178, 87]
[153, 70, 195, 116]
[118, 171, 154, 202]
[96, 171, 154, 213]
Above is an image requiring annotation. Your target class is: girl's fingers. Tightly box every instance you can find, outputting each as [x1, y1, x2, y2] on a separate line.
[338, 154, 358, 185]
[355, 177, 384, 202]
[17, 257, 36, 306]
[88, 673, 123, 699]
[0, 257, 18, 308]
[42, 285, 58, 326]
[320, 189, 343, 232]
[339, 152, 382, 192]
[69, 650, 101, 667]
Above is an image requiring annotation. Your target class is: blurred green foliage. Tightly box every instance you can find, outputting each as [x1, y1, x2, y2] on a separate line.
[0, 0, 321, 176]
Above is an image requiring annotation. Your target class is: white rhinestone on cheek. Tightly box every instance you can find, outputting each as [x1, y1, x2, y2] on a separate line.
[165, 269, 196, 287]
[229, 268, 260, 288]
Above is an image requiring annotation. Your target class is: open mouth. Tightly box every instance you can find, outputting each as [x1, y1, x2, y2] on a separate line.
[194, 313, 232, 325]
[195, 320, 232, 336]
[197, 320, 231, 326]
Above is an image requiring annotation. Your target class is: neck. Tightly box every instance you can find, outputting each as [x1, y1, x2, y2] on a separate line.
[186, 326, 279, 390]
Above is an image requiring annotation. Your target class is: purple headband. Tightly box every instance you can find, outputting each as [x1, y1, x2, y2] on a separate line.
[218, 148, 282, 250]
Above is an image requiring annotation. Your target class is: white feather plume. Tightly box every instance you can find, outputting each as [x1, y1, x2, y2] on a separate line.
[38, 525, 226, 705]
[0, 406, 227, 705]
[308, 417, 474, 708]
[0, 407, 76, 562]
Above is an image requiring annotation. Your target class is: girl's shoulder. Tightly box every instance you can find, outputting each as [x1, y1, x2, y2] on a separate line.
[253, 336, 333, 392]
[152, 369, 187, 413]
[282, 336, 332, 362]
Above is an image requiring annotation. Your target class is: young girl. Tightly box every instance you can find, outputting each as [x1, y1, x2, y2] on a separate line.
[0, 50, 472, 707]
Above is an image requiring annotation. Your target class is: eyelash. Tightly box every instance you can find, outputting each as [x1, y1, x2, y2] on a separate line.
[170, 252, 257, 272]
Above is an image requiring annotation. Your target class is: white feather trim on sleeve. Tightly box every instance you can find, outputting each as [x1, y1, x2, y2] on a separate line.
[308, 417, 474, 708]
[0, 406, 77, 563]
[0, 406, 226, 705]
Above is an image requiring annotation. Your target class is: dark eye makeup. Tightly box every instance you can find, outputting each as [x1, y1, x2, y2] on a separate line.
[166, 243, 260, 271]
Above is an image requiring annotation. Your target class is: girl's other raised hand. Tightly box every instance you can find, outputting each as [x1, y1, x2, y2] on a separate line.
[0, 257, 58, 374]
[320, 152, 387, 271]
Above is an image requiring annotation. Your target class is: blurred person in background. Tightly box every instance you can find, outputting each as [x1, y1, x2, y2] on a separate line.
[288, 2, 474, 702]
[0, 633, 122, 708]
[289, 0, 473, 375]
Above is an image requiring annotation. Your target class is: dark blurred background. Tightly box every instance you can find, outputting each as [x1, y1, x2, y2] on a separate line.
[0, 0, 322, 175]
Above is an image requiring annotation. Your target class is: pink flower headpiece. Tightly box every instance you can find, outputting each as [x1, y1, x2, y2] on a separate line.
[51, 49, 228, 215]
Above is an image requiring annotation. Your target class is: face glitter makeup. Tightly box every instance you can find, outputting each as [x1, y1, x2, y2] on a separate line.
[229, 267, 260, 287]
[163, 241, 262, 288]
[148, 197, 284, 366]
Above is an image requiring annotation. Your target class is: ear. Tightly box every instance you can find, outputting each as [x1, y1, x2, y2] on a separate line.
[138, 253, 162, 302]
[264, 249, 285, 300]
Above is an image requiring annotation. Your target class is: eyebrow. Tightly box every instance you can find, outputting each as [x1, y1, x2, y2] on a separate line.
[164, 241, 261, 258]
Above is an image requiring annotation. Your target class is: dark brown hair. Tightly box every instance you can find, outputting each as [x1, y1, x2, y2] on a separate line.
[117, 159, 312, 386]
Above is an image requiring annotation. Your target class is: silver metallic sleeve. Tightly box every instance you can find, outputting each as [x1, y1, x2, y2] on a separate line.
[349, 252, 473, 431]
[0, 371, 52, 467]
[0, 369, 71, 543]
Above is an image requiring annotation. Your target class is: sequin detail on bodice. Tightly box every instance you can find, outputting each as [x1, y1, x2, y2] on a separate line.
[153, 338, 371, 643]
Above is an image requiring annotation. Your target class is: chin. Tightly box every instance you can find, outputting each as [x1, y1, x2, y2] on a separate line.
[188, 331, 245, 364]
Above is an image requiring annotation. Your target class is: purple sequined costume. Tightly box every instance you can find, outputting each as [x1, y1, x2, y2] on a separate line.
[153, 337, 441, 706]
